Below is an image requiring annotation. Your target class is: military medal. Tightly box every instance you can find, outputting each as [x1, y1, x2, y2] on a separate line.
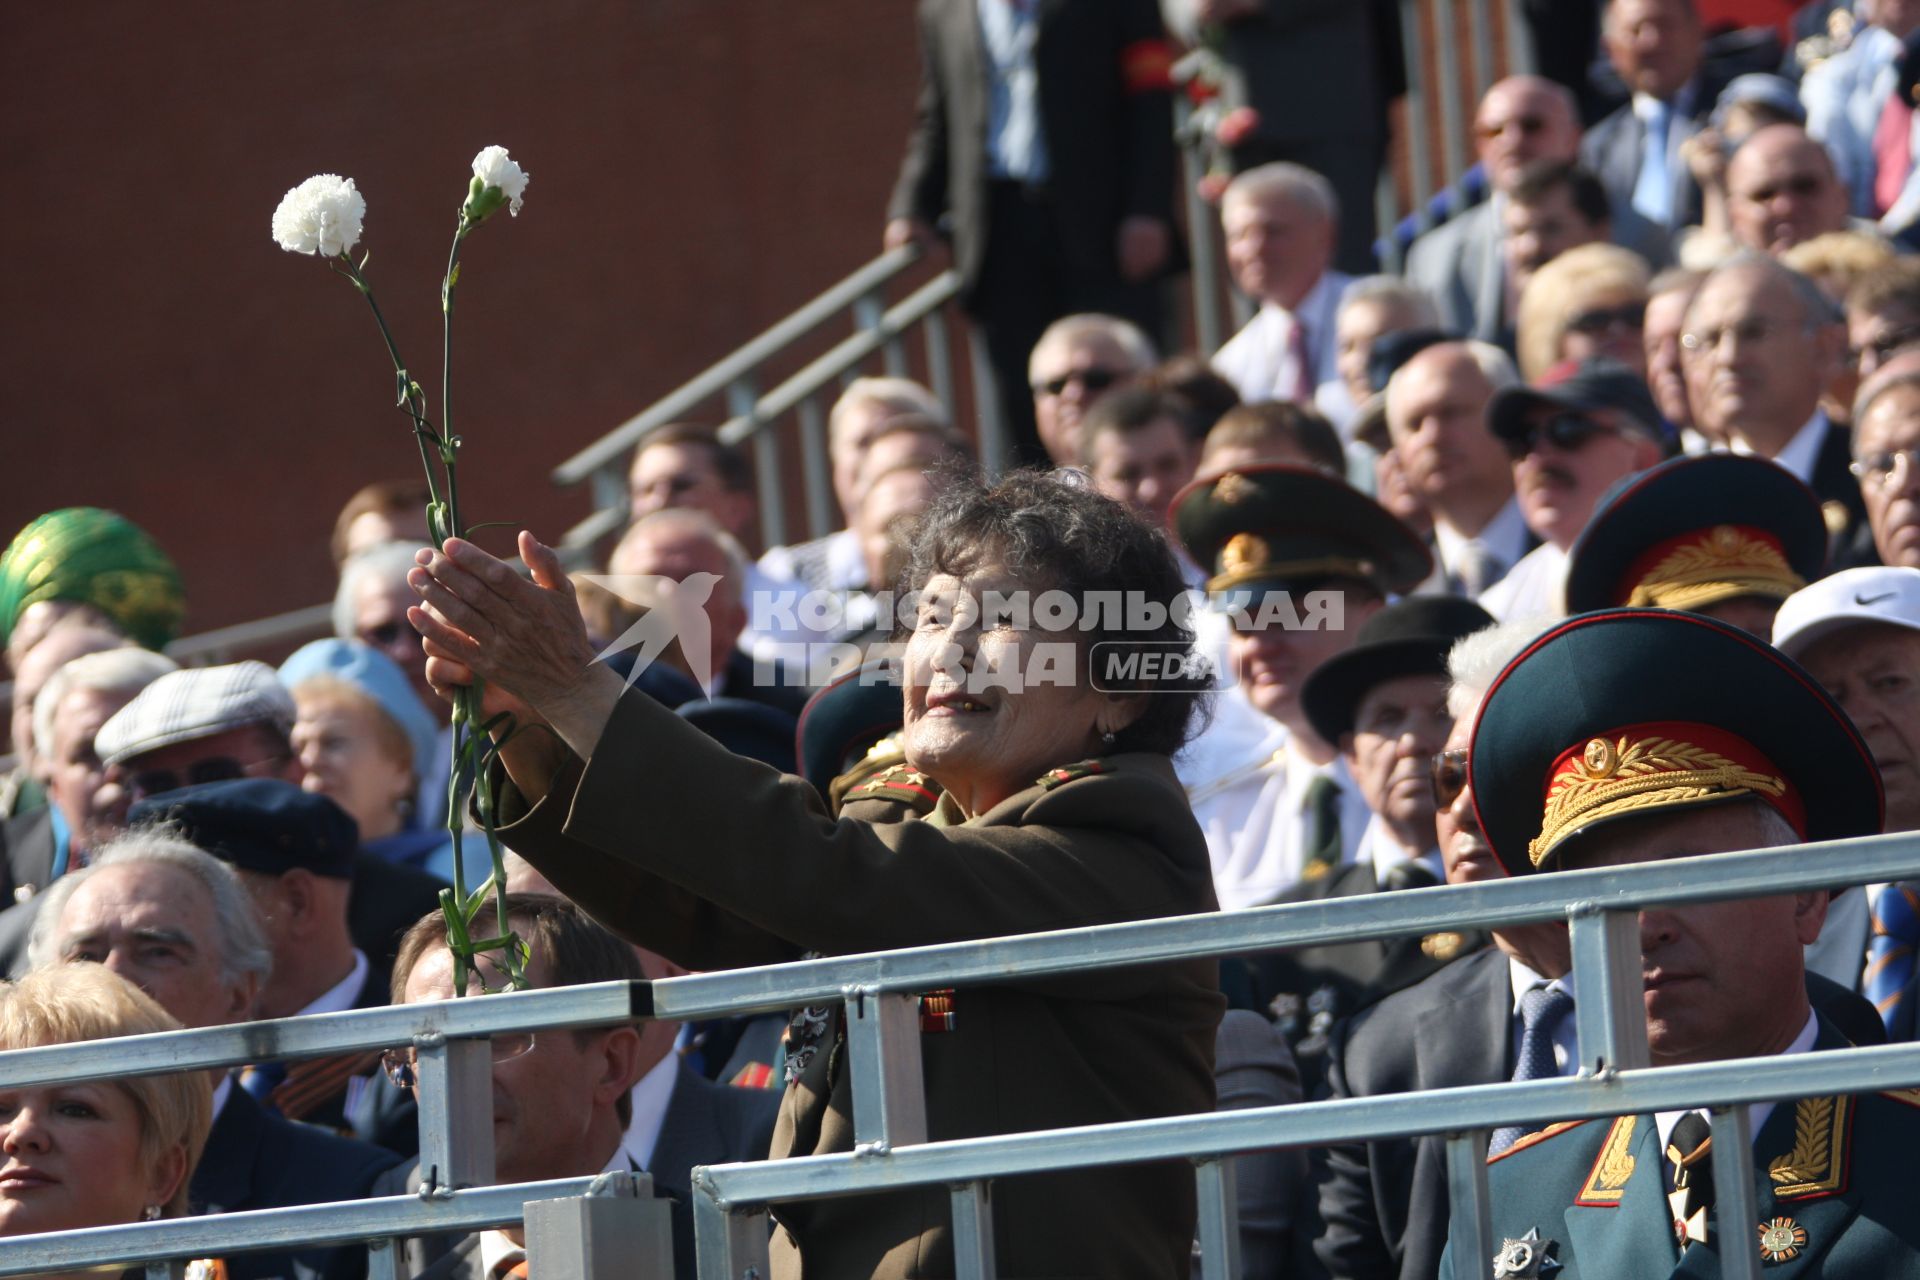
[1758, 1217, 1807, 1264]
[1491, 1227, 1562, 1278]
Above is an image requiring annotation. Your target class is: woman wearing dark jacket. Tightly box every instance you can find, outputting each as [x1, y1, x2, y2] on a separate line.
[409, 471, 1223, 1279]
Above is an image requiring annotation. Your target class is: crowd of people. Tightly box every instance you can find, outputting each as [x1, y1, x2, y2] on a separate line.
[3, 0, 1920, 1277]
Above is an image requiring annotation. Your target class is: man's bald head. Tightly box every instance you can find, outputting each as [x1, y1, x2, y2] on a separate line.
[1475, 76, 1583, 193]
[1727, 125, 1848, 256]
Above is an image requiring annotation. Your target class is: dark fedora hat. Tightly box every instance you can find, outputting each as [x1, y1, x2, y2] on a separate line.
[1299, 595, 1494, 744]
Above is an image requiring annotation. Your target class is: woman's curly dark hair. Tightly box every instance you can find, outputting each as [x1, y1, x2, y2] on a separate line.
[897, 467, 1205, 756]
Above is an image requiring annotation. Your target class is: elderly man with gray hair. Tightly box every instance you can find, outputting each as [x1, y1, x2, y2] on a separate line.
[1213, 162, 1355, 428]
[30, 829, 398, 1280]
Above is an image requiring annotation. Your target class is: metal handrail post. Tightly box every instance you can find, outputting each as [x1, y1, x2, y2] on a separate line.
[856, 289, 907, 379]
[1176, 97, 1224, 356]
[1567, 904, 1651, 1075]
[924, 307, 955, 416]
[1433, 0, 1469, 189]
[845, 987, 928, 1150]
[950, 1182, 998, 1280]
[1192, 1157, 1240, 1280]
[415, 1034, 496, 1192]
[691, 1184, 770, 1280]
[1442, 1131, 1494, 1279]
[1400, 0, 1436, 234]
[1503, 0, 1536, 75]
[796, 393, 835, 540]
[968, 334, 1008, 478]
[1711, 1105, 1762, 1280]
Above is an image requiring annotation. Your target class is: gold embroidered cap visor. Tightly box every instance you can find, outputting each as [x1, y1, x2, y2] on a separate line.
[1562, 454, 1827, 615]
[1468, 609, 1882, 878]
[1171, 463, 1431, 604]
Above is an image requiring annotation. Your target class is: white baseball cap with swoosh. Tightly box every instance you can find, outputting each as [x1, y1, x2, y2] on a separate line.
[1772, 566, 1920, 661]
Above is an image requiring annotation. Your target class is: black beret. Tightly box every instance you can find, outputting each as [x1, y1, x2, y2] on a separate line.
[128, 777, 359, 879]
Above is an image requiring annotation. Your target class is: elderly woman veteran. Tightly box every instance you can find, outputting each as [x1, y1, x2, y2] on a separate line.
[0, 964, 212, 1268]
[409, 471, 1223, 1279]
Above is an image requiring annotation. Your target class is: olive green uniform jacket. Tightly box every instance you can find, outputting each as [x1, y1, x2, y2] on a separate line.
[492, 688, 1224, 1280]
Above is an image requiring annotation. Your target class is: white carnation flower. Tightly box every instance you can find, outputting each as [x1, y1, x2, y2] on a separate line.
[470, 145, 529, 217]
[271, 174, 366, 257]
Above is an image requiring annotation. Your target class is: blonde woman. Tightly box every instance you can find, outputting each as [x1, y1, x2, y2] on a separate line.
[1515, 244, 1652, 382]
[0, 964, 212, 1260]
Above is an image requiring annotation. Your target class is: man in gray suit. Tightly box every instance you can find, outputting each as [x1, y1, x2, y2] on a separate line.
[1580, 0, 1717, 234]
[1404, 77, 1583, 343]
[380, 896, 778, 1279]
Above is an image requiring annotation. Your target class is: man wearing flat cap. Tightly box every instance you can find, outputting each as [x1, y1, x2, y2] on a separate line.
[1172, 464, 1432, 914]
[1235, 596, 1495, 1075]
[1438, 608, 1920, 1278]
[1563, 452, 1830, 637]
[1478, 357, 1675, 621]
[130, 777, 414, 1152]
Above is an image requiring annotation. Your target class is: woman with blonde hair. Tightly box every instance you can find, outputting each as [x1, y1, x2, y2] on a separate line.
[1515, 243, 1653, 382]
[0, 964, 212, 1253]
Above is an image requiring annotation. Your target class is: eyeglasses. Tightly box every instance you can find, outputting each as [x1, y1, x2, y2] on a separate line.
[1032, 368, 1123, 398]
[1851, 447, 1920, 488]
[1565, 302, 1646, 337]
[1852, 326, 1920, 370]
[1679, 317, 1805, 357]
[1431, 749, 1469, 808]
[1501, 412, 1623, 459]
[381, 1033, 536, 1089]
[125, 754, 291, 802]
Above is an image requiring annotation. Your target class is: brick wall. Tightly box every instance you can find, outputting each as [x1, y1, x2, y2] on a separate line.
[1, 0, 924, 637]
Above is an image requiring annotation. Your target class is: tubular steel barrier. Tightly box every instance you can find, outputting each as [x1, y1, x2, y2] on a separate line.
[7, 832, 1916, 1277]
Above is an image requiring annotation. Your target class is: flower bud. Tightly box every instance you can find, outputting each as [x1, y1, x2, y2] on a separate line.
[461, 146, 530, 225]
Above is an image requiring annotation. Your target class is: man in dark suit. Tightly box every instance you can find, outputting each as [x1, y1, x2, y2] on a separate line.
[885, 0, 1181, 466]
[27, 830, 399, 1280]
[381, 895, 778, 1280]
[1678, 254, 1872, 563]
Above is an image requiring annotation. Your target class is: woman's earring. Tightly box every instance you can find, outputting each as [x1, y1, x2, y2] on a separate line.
[1101, 730, 1116, 747]
[142, 1204, 162, 1221]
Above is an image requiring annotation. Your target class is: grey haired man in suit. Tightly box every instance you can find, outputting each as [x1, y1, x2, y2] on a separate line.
[381, 893, 778, 1280]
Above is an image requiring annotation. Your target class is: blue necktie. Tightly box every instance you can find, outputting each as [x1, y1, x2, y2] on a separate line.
[1632, 98, 1674, 226]
[1865, 882, 1920, 1040]
[1489, 985, 1575, 1154]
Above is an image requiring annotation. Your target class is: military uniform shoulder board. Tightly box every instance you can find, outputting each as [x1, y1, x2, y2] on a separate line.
[846, 763, 942, 813]
[1487, 1119, 1592, 1164]
[1036, 760, 1112, 791]
[1884, 1087, 1920, 1109]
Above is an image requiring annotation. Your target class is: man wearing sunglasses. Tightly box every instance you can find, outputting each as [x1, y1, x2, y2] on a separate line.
[1406, 77, 1584, 346]
[77, 663, 443, 975]
[1725, 124, 1852, 257]
[1026, 313, 1157, 466]
[1478, 356, 1674, 620]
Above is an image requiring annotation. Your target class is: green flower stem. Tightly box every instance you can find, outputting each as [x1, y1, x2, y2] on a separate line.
[334, 253, 443, 513]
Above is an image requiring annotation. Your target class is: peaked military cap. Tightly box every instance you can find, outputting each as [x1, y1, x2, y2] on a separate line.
[1469, 609, 1882, 877]
[1173, 463, 1431, 603]
[1300, 596, 1493, 743]
[796, 658, 905, 799]
[129, 777, 359, 879]
[1562, 454, 1828, 615]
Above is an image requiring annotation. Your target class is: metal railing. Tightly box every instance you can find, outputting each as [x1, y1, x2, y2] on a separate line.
[548, 244, 980, 556]
[5, 830, 1919, 1278]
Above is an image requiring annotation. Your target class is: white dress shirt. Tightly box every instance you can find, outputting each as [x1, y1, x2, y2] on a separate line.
[1433, 496, 1531, 598]
[1476, 541, 1568, 622]
[1655, 1009, 1819, 1157]
[1212, 272, 1353, 411]
[1351, 813, 1443, 884]
[621, 1051, 681, 1173]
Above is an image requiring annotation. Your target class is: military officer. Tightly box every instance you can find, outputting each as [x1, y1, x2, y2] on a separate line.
[1438, 608, 1920, 1279]
[1561, 453, 1830, 637]
[1172, 464, 1432, 913]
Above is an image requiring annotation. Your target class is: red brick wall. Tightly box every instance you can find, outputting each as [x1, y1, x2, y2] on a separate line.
[1, 0, 923, 639]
